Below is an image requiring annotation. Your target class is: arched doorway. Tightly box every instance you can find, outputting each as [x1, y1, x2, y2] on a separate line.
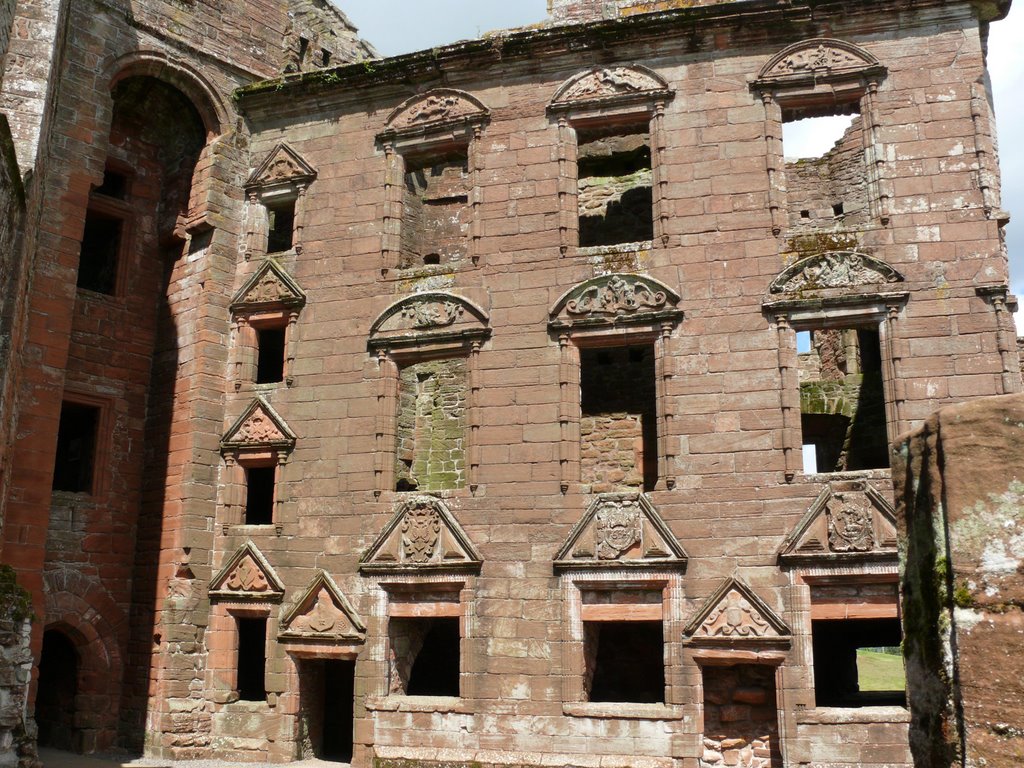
[34, 629, 79, 750]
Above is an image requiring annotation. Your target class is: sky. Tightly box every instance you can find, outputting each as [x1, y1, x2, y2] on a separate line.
[339, 0, 1024, 328]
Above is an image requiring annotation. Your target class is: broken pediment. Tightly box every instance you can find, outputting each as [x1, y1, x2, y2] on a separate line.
[550, 65, 672, 110]
[768, 251, 903, 295]
[756, 38, 883, 85]
[554, 493, 687, 570]
[368, 292, 491, 351]
[359, 496, 482, 573]
[220, 397, 296, 452]
[230, 259, 306, 313]
[246, 143, 317, 190]
[279, 570, 366, 641]
[778, 484, 899, 566]
[383, 89, 489, 137]
[549, 273, 682, 331]
[209, 541, 284, 601]
[684, 577, 790, 644]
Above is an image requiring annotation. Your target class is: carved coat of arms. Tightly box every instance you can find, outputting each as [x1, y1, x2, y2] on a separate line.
[827, 498, 874, 552]
[594, 504, 642, 560]
[401, 503, 442, 563]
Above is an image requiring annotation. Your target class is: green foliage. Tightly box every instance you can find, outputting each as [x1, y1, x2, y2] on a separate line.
[857, 648, 907, 692]
[0, 565, 33, 623]
[952, 581, 973, 608]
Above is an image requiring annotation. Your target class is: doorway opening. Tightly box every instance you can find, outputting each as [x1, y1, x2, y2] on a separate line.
[34, 629, 79, 751]
[298, 658, 355, 762]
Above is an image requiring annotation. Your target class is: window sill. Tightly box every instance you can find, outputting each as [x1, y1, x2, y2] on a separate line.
[797, 468, 891, 484]
[223, 699, 272, 712]
[222, 523, 283, 537]
[381, 260, 474, 281]
[367, 695, 468, 714]
[563, 702, 680, 720]
[797, 705, 909, 724]
[574, 240, 654, 260]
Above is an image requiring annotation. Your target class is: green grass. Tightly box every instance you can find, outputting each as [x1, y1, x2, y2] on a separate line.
[857, 649, 906, 692]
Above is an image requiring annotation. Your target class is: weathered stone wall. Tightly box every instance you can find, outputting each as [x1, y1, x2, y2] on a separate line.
[285, 0, 376, 72]
[396, 359, 468, 491]
[893, 393, 1024, 768]
[548, 0, 744, 24]
[699, 664, 780, 768]
[0, 0, 13, 86]
[401, 154, 470, 269]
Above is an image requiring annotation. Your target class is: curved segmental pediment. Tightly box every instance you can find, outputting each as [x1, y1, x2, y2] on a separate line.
[768, 251, 903, 295]
[359, 496, 482, 573]
[246, 143, 317, 190]
[383, 88, 489, 136]
[683, 577, 790, 645]
[549, 273, 682, 330]
[209, 541, 285, 601]
[550, 64, 672, 110]
[221, 397, 296, 452]
[757, 38, 882, 84]
[368, 292, 491, 350]
[279, 570, 366, 641]
[230, 259, 306, 312]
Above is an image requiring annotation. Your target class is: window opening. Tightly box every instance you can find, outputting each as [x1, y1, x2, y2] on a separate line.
[94, 169, 129, 199]
[236, 617, 267, 701]
[244, 465, 276, 525]
[52, 402, 99, 493]
[798, 326, 887, 473]
[812, 618, 905, 707]
[580, 344, 657, 491]
[701, 664, 782, 764]
[389, 617, 460, 697]
[256, 327, 286, 384]
[77, 211, 122, 294]
[400, 147, 470, 269]
[321, 49, 331, 67]
[34, 630, 79, 750]
[577, 123, 652, 247]
[266, 200, 296, 253]
[584, 621, 663, 703]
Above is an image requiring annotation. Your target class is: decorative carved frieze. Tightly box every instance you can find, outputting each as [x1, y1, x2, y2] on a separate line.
[755, 38, 883, 86]
[220, 397, 296, 452]
[768, 251, 903, 295]
[230, 259, 306, 312]
[554, 493, 687, 570]
[550, 64, 672, 110]
[209, 542, 284, 601]
[549, 273, 682, 331]
[382, 89, 489, 138]
[684, 577, 789, 645]
[279, 571, 365, 641]
[246, 143, 317, 190]
[368, 292, 490, 351]
[359, 496, 482, 573]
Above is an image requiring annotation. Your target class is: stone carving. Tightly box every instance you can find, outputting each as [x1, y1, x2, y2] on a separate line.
[401, 501, 442, 563]
[594, 501, 642, 559]
[368, 293, 491, 349]
[401, 299, 462, 329]
[387, 90, 488, 132]
[247, 143, 317, 189]
[265, 156, 300, 182]
[826, 496, 874, 552]
[210, 542, 283, 600]
[231, 260, 305, 310]
[699, 589, 771, 637]
[291, 589, 340, 633]
[279, 571, 366, 640]
[769, 251, 902, 294]
[221, 398, 296, 452]
[225, 555, 271, 592]
[757, 39, 879, 83]
[567, 275, 668, 316]
[234, 410, 286, 445]
[561, 67, 664, 100]
[359, 496, 483, 572]
[247, 271, 291, 304]
[685, 578, 790, 643]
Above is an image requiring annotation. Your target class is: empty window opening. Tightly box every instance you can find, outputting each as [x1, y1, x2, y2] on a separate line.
[321, 49, 331, 67]
[52, 402, 99, 493]
[298, 37, 310, 64]
[813, 618, 905, 707]
[395, 358, 467, 492]
[580, 344, 658, 491]
[389, 617, 460, 697]
[584, 621, 664, 703]
[701, 664, 782, 766]
[244, 465, 276, 525]
[297, 658, 355, 762]
[799, 327, 887, 473]
[400, 148, 470, 269]
[94, 169, 129, 199]
[577, 123, 653, 247]
[256, 326, 286, 384]
[782, 109, 868, 232]
[77, 210, 122, 294]
[34, 630, 79, 751]
[266, 200, 296, 253]
[236, 617, 267, 701]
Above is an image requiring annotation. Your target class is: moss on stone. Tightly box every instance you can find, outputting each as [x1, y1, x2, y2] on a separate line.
[0, 565, 33, 623]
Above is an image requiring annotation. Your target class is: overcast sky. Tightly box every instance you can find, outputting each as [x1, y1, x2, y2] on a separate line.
[340, 1, 1024, 329]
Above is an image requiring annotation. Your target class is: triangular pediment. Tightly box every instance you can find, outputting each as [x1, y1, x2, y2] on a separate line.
[550, 65, 672, 110]
[383, 89, 489, 136]
[279, 570, 366, 642]
[756, 39, 882, 86]
[549, 273, 682, 331]
[684, 577, 790, 644]
[359, 496, 482, 573]
[367, 292, 491, 351]
[210, 541, 284, 601]
[230, 259, 306, 312]
[768, 251, 903, 295]
[220, 397, 296, 452]
[246, 143, 317, 190]
[554, 493, 687, 571]
[778, 484, 899, 566]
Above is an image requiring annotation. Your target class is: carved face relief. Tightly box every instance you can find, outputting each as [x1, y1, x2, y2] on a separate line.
[701, 589, 770, 637]
[234, 411, 286, 445]
[827, 497, 874, 552]
[225, 555, 270, 592]
[566, 276, 668, 317]
[401, 300, 462, 329]
[594, 502, 642, 560]
[401, 503, 442, 563]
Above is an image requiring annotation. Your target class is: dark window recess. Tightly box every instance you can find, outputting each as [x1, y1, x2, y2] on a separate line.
[585, 621, 664, 703]
[77, 211, 122, 294]
[94, 169, 128, 199]
[245, 466, 276, 525]
[256, 327, 286, 383]
[52, 402, 99, 493]
[236, 617, 267, 701]
[267, 201, 296, 253]
[321, 49, 331, 66]
[400, 149, 470, 269]
[813, 618, 905, 707]
[390, 617, 460, 697]
[577, 124, 653, 247]
[832, 202, 845, 217]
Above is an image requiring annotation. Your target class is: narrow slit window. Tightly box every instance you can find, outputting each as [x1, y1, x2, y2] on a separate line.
[266, 200, 296, 253]
[236, 617, 267, 702]
[77, 211, 122, 295]
[255, 327, 286, 384]
[244, 465, 276, 525]
[577, 123, 653, 247]
[52, 402, 100, 493]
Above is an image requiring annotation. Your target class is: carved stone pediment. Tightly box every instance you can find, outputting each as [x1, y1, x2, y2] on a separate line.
[550, 65, 672, 110]
[554, 493, 687, 570]
[778, 484, 898, 566]
[368, 292, 491, 351]
[684, 577, 790, 645]
[221, 397, 296, 452]
[279, 570, 365, 642]
[210, 541, 284, 601]
[756, 38, 883, 86]
[549, 273, 682, 331]
[768, 252, 902, 295]
[382, 89, 489, 137]
[359, 496, 482, 573]
[246, 143, 317, 190]
[231, 259, 306, 312]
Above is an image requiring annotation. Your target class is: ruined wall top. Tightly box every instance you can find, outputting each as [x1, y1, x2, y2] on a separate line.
[547, 0, 743, 24]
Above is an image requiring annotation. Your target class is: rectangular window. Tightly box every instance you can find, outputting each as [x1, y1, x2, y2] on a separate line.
[577, 123, 652, 247]
[812, 618, 905, 707]
[579, 344, 657, 491]
[584, 621, 663, 703]
[388, 616, 460, 697]
[255, 327, 286, 384]
[798, 326, 887, 473]
[77, 211, 123, 295]
[266, 200, 296, 253]
[52, 402, 100, 493]
[236, 617, 267, 701]
[244, 465, 276, 525]
[400, 147, 470, 269]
